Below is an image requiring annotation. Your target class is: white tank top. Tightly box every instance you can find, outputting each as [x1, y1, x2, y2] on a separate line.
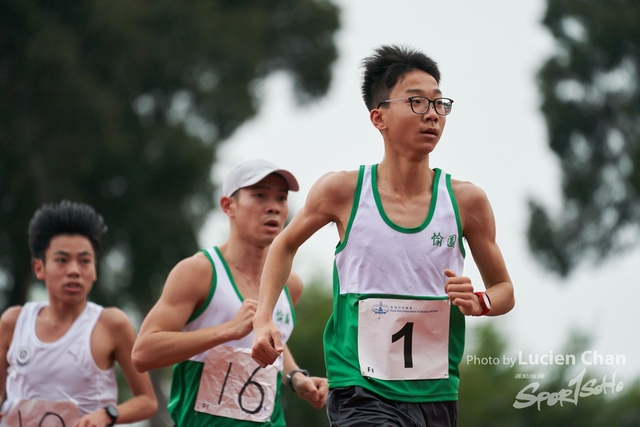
[335, 165, 465, 296]
[3, 301, 118, 416]
[184, 246, 295, 370]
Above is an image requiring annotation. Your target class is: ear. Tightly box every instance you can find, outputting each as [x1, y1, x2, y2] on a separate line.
[33, 258, 45, 280]
[370, 108, 387, 131]
[220, 196, 236, 218]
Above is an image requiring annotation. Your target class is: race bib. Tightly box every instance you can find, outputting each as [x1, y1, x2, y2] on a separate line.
[358, 297, 450, 381]
[195, 345, 278, 422]
[3, 399, 80, 427]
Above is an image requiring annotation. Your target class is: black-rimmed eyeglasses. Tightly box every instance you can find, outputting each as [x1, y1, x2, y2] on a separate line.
[377, 96, 454, 116]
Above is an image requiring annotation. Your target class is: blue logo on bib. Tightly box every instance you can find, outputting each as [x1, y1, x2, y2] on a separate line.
[371, 301, 389, 315]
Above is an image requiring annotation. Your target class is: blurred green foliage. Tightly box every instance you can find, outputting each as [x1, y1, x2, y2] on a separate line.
[0, 0, 340, 309]
[0, 1, 340, 424]
[528, 0, 640, 276]
[459, 323, 640, 427]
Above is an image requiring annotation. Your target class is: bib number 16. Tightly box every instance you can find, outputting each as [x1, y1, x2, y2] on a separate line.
[195, 345, 278, 422]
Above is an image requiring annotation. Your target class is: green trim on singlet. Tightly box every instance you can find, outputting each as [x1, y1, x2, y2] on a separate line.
[335, 165, 365, 255]
[445, 174, 467, 259]
[358, 293, 449, 301]
[214, 246, 296, 326]
[215, 246, 244, 301]
[283, 286, 296, 327]
[187, 250, 217, 323]
[371, 164, 441, 233]
[168, 360, 286, 427]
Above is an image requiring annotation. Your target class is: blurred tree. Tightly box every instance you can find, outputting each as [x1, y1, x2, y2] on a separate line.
[281, 279, 333, 427]
[458, 323, 524, 427]
[0, 0, 340, 424]
[528, 0, 640, 276]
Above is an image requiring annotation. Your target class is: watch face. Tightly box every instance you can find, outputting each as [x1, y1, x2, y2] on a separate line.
[106, 405, 118, 418]
[482, 293, 491, 309]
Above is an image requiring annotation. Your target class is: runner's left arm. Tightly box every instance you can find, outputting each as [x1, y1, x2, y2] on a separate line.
[447, 181, 515, 316]
[74, 309, 157, 426]
[282, 345, 327, 409]
[280, 272, 327, 409]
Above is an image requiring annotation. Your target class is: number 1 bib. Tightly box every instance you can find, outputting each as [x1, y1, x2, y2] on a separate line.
[358, 297, 450, 381]
[195, 345, 278, 422]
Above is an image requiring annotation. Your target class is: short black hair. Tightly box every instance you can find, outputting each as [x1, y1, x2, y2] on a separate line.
[28, 200, 107, 261]
[361, 45, 441, 111]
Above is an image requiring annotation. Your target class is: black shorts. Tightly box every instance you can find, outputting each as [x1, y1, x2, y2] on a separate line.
[326, 386, 457, 427]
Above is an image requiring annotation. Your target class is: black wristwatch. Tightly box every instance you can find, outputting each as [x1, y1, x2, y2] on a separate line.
[285, 368, 309, 394]
[104, 405, 119, 426]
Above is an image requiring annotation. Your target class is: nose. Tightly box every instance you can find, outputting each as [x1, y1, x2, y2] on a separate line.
[265, 199, 281, 214]
[422, 105, 439, 122]
[67, 260, 81, 276]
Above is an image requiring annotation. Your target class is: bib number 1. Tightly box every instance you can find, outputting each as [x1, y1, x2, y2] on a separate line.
[392, 321, 414, 368]
[358, 298, 450, 381]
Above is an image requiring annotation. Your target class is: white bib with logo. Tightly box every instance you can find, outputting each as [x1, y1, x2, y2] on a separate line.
[358, 297, 450, 381]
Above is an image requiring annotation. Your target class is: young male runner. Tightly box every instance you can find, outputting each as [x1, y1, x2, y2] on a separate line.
[251, 45, 516, 426]
[0, 200, 157, 426]
[132, 159, 327, 426]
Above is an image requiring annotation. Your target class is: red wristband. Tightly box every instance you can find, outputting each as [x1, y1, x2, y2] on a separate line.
[474, 291, 491, 315]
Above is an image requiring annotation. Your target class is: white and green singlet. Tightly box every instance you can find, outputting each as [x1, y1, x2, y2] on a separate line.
[324, 164, 466, 403]
[168, 247, 296, 427]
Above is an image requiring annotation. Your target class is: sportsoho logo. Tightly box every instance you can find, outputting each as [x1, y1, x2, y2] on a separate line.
[466, 350, 627, 411]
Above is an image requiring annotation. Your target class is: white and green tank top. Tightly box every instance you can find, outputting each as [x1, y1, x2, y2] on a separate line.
[168, 247, 296, 427]
[324, 164, 466, 402]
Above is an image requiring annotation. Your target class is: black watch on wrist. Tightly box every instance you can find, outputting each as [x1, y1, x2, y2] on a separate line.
[104, 405, 119, 426]
[285, 368, 309, 394]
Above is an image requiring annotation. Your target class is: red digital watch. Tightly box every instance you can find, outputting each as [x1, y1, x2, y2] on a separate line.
[474, 291, 492, 315]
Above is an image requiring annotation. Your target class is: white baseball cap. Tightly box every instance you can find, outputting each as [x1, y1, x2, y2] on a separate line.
[222, 159, 299, 197]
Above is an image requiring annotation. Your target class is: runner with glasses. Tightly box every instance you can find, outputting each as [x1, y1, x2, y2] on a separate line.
[377, 96, 454, 115]
[251, 44, 515, 427]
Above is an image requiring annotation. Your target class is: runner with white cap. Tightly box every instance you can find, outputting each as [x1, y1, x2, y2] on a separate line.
[133, 159, 326, 427]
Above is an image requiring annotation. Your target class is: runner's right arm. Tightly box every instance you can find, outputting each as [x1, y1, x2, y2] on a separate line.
[252, 170, 357, 368]
[132, 253, 256, 372]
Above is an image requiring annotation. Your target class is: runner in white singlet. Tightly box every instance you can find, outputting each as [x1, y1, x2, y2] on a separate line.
[252, 45, 516, 427]
[133, 159, 328, 427]
[0, 201, 157, 426]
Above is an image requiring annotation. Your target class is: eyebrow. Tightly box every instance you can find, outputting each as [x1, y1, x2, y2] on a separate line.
[249, 185, 289, 193]
[405, 88, 443, 96]
[53, 250, 93, 257]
